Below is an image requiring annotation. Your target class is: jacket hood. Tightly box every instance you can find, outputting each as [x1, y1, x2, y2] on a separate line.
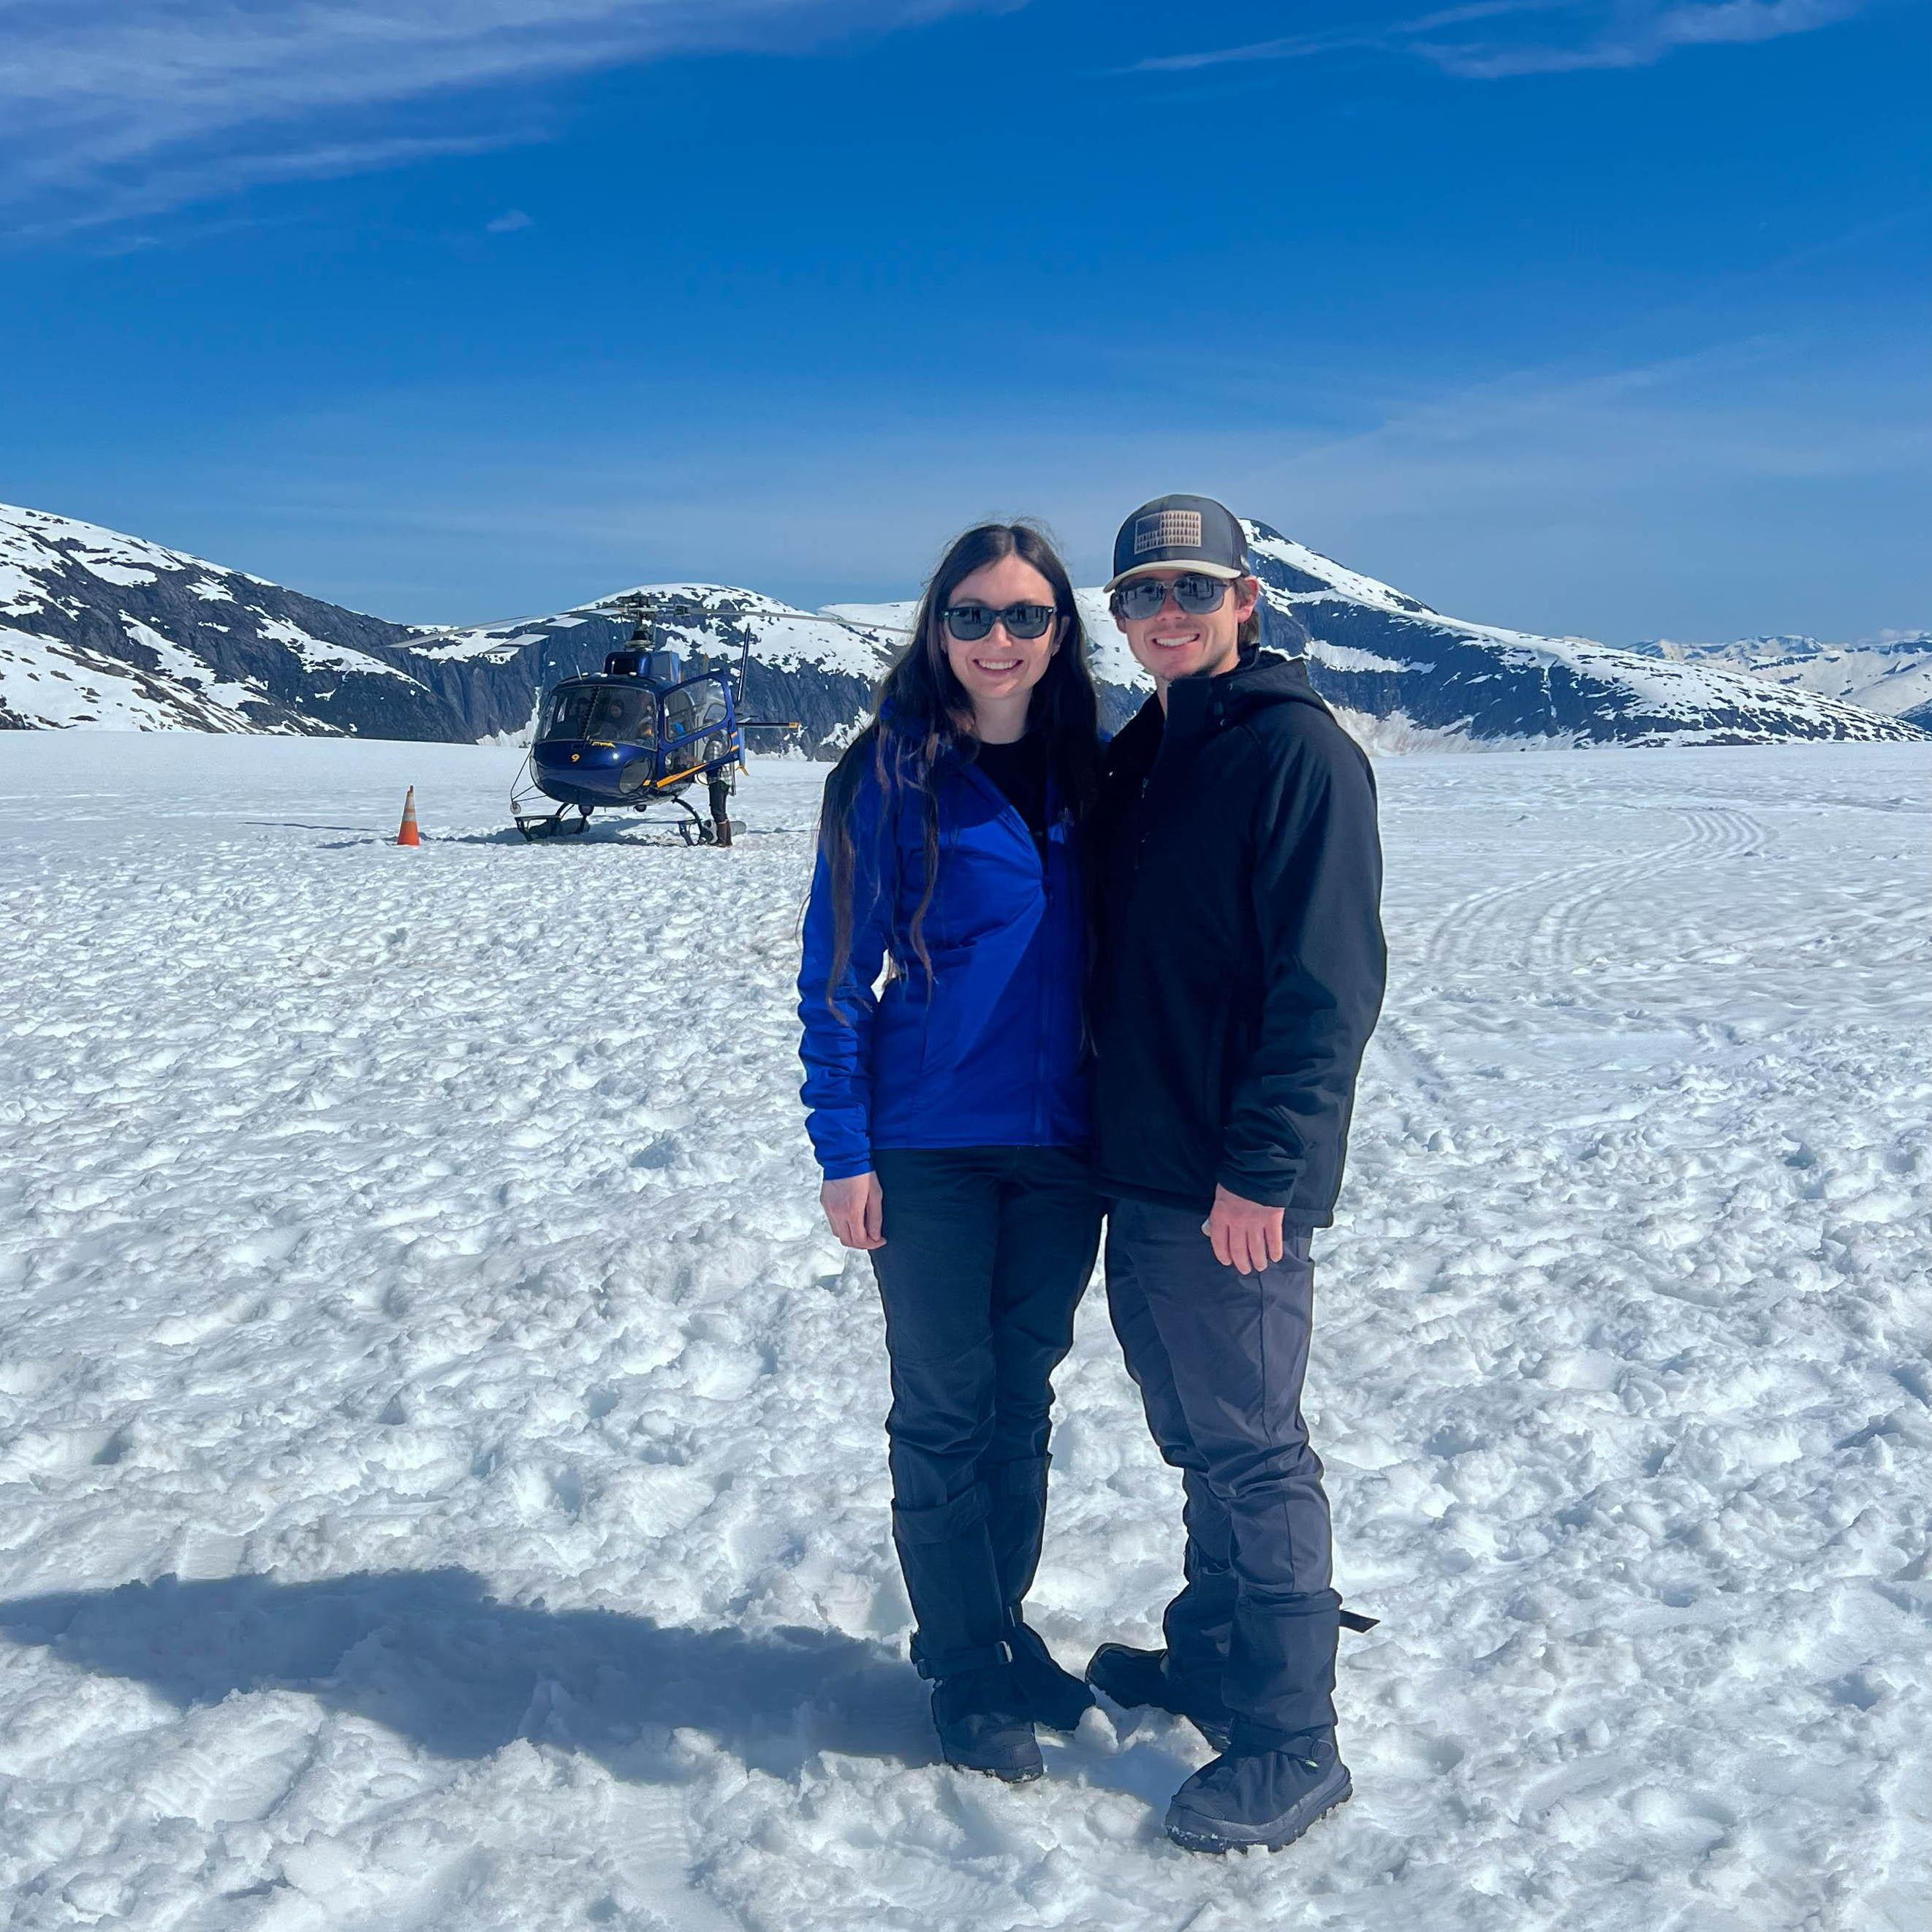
[1121, 647, 1337, 749]
[1211, 647, 1333, 722]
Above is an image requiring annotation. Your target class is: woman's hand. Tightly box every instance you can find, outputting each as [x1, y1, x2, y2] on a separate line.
[822, 1172, 885, 1250]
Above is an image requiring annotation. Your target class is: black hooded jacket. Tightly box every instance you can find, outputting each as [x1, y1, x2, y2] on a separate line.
[1091, 648, 1386, 1225]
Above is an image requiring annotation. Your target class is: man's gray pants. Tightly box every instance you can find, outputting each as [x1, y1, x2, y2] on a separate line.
[1105, 1195, 1342, 1745]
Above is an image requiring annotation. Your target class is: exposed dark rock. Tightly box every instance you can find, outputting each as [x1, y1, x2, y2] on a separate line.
[3, 501, 1920, 751]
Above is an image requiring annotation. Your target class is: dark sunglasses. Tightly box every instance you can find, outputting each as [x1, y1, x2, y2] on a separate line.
[942, 601, 1058, 643]
[1110, 572, 1234, 621]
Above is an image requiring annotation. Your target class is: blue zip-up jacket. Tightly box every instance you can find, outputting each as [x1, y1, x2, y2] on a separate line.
[797, 747, 1090, 1179]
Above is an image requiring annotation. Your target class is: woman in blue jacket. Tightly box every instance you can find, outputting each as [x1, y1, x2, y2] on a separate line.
[798, 522, 1104, 1783]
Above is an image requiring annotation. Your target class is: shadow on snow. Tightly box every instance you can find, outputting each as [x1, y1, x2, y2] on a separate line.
[307, 827, 814, 849]
[0, 1567, 928, 1782]
[0, 1567, 1204, 1800]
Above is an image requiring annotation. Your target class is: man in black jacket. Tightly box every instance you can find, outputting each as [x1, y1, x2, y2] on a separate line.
[1084, 494, 1386, 1854]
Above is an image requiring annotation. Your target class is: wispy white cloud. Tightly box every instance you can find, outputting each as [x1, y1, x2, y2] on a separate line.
[0, 1, 1009, 234]
[14, 131, 540, 242]
[1126, 0, 1872, 80]
[1121, 4, 1583, 74]
[1420, 0, 1870, 75]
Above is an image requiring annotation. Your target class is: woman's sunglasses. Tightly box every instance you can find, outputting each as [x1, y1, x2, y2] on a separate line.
[1110, 572, 1233, 621]
[942, 602, 1058, 643]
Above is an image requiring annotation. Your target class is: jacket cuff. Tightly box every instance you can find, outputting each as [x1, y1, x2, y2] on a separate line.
[1212, 1169, 1292, 1208]
[1213, 1170, 1321, 1225]
[819, 1151, 875, 1182]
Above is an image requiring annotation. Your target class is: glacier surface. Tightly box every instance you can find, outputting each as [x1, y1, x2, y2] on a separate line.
[0, 732, 1927, 1931]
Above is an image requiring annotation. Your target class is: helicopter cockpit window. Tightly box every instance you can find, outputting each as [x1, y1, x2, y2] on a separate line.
[540, 686, 599, 742]
[539, 685, 656, 744]
[584, 686, 654, 744]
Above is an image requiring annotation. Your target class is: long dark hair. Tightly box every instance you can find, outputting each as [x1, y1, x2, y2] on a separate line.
[817, 520, 1100, 998]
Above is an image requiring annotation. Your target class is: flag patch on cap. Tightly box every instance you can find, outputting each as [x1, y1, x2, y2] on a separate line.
[1134, 509, 1202, 556]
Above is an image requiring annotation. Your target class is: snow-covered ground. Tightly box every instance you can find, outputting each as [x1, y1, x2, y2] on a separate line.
[2, 733, 1927, 1932]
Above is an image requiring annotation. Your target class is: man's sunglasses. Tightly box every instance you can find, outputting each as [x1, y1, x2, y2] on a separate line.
[1110, 572, 1234, 622]
[942, 602, 1058, 643]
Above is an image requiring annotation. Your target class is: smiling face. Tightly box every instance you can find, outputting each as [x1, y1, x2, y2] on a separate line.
[939, 554, 1064, 718]
[1113, 569, 1259, 688]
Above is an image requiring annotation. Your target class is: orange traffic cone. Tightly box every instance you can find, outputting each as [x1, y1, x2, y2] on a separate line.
[395, 787, 422, 846]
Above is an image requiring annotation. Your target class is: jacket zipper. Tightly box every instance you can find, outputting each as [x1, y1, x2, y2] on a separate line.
[1033, 798, 1053, 1144]
[959, 761, 1053, 1143]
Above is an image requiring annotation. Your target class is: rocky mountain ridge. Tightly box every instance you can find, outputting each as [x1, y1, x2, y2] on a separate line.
[1626, 632, 1932, 734]
[2, 500, 1922, 751]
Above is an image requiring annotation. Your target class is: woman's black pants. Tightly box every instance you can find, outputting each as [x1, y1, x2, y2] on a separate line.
[868, 1146, 1103, 1681]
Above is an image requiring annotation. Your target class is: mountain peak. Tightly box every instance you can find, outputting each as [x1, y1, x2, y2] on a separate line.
[2, 499, 1922, 749]
[1240, 519, 1439, 618]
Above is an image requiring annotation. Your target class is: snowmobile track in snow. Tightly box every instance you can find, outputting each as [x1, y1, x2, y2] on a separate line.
[1521, 803, 1769, 973]
[1421, 802, 1770, 977]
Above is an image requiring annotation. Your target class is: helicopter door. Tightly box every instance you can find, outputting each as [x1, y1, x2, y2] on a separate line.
[664, 675, 730, 762]
[660, 683, 697, 746]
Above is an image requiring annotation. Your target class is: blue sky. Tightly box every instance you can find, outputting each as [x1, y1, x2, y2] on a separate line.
[1, 0, 1925, 640]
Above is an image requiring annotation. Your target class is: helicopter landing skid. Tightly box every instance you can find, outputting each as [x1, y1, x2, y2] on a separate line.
[673, 792, 723, 845]
[515, 803, 592, 842]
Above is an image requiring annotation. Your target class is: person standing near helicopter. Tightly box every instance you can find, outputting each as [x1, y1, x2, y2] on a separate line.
[797, 522, 1103, 1783]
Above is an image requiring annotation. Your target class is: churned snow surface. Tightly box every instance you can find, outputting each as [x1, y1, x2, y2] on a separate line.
[2, 734, 1928, 1931]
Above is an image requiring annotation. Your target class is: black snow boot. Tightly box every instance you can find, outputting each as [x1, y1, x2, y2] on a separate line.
[931, 1664, 1042, 1784]
[1164, 1725, 1352, 1854]
[1004, 1615, 1094, 1733]
[1084, 1643, 1233, 1753]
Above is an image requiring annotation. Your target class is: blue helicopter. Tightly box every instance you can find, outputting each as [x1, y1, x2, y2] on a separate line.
[511, 599, 797, 845]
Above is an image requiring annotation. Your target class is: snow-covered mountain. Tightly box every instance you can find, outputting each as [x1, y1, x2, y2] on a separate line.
[0, 504, 899, 753]
[0, 503, 444, 737]
[1626, 632, 1932, 735]
[399, 585, 911, 751]
[836, 524, 1927, 750]
[3, 499, 1922, 751]
[1240, 530, 1925, 749]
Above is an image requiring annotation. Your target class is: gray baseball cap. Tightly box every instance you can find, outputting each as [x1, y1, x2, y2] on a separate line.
[1105, 493, 1249, 591]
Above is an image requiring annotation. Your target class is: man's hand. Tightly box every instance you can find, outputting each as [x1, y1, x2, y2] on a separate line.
[1205, 1184, 1284, 1276]
[821, 1172, 884, 1250]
